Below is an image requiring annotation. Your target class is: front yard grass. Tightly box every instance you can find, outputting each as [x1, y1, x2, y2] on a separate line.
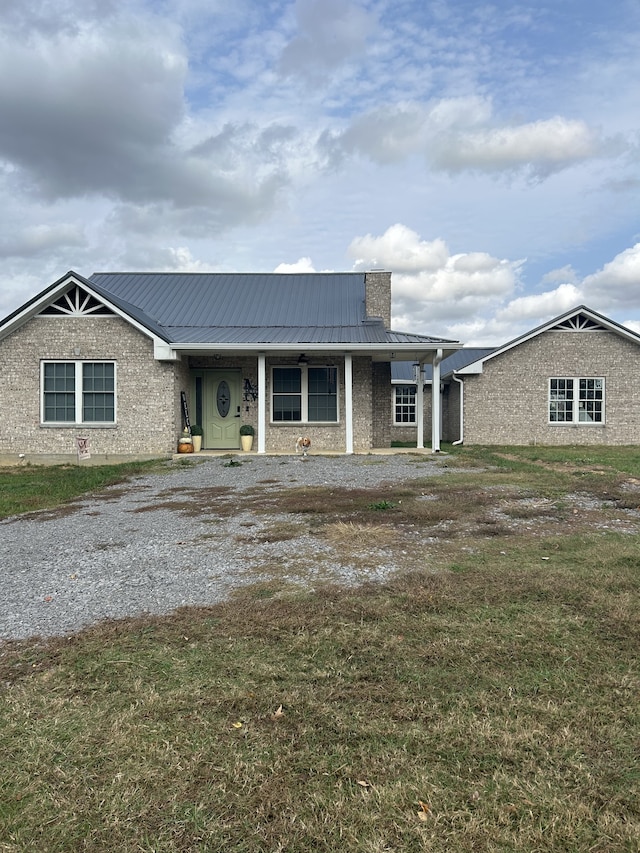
[0, 460, 163, 520]
[0, 446, 638, 851]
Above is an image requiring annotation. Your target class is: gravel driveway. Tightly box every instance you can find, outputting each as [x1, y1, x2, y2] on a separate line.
[1, 453, 449, 641]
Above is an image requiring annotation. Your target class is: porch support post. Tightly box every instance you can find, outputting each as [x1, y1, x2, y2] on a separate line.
[416, 363, 424, 449]
[257, 352, 266, 454]
[431, 348, 443, 452]
[344, 352, 354, 454]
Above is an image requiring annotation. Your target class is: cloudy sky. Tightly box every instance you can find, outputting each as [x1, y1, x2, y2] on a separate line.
[1, 0, 640, 344]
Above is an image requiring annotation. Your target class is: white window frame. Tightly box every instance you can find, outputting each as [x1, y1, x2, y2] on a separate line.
[548, 377, 604, 425]
[393, 385, 417, 425]
[271, 365, 339, 424]
[41, 360, 117, 426]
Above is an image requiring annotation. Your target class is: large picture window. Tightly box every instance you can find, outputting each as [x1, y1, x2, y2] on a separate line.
[549, 377, 604, 424]
[394, 385, 416, 424]
[272, 366, 338, 422]
[42, 361, 116, 424]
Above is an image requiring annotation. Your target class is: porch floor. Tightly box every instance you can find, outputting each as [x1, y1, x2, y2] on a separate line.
[173, 447, 440, 460]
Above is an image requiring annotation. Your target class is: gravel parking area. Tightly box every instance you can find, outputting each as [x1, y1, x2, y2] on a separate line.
[1, 453, 449, 640]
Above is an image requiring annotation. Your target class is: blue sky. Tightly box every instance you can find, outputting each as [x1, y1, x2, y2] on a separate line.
[1, 0, 639, 344]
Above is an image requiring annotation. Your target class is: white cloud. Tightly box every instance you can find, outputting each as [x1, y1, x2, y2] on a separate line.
[493, 284, 585, 325]
[429, 117, 602, 178]
[581, 243, 640, 308]
[274, 257, 316, 273]
[318, 100, 612, 180]
[0, 224, 86, 258]
[348, 224, 523, 331]
[541, 265, 579, 285]
[279, 0, 375, 81]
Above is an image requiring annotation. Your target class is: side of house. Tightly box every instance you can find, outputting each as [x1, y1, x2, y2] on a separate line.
[457, 308, 640, 445]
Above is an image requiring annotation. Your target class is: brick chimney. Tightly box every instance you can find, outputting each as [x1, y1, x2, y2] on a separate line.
[364, 270, 392, 328]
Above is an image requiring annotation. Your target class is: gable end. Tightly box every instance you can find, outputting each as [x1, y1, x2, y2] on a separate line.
[552, 312, 606, 332]
[38, 284, 115, 317]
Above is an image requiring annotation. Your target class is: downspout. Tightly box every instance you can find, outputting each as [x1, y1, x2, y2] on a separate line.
[431, 349, 444, 453]
[451, 372, 464, 445]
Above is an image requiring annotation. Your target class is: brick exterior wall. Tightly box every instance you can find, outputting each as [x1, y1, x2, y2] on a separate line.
[0, 316, 181, 464]
[443, 380, 462, 443]
[372, 362, 391, 447]
[463, 330, 640, 445]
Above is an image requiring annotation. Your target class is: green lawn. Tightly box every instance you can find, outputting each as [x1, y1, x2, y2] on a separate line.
[0, 446, 638, 852]
[0, 459, 164, 520]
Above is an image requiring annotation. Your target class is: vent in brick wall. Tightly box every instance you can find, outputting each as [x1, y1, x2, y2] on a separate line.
[39, 286, 115, 317]
[553, 313, 606, 331]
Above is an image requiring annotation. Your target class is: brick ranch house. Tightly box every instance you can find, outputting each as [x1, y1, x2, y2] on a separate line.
[392, 305, 640, 447]
[0, 270, 461, 464]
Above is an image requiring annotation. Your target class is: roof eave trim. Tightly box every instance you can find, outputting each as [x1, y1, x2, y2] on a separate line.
[167, 342, 462, 353]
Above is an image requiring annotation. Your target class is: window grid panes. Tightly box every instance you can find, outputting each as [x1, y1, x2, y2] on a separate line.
[578, 378, 603, 422]
[271, 366, 338, 423]
[549, 377, 603, 424]
[394, 386, 416, 424]
[308, 367, 337, 422]
[42, 362, 116, 424]
[43, 363, 76, 421]
[82, 363, 115, 422]
[272, 368, 302, 422]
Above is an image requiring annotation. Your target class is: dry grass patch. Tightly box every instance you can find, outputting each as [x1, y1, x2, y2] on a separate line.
[1, 533, 638, 852]
[324, 520, 400, 550]
[234, 518, 306, 544]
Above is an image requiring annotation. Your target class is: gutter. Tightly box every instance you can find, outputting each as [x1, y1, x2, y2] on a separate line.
[451, 372, 464, 445]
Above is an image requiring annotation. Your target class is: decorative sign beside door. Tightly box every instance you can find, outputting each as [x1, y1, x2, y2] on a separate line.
[243, 378, 258, 401]
[180, 391, 192, 433]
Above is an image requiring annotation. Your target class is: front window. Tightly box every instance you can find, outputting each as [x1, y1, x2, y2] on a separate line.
[394, 385, 416, 424]
[549, 377, 604, 424]
[42, 361, 116, 424]
[272, 366, 338, 422]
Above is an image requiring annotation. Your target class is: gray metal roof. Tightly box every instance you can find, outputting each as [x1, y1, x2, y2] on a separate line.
[89, 272, 368, 331]
[158, 325, 384, 345]
[392, 348, 496, 382]
[87, 271, 458, 348]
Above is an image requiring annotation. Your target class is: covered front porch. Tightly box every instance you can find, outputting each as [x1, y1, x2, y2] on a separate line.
[178, 345, 458, 455]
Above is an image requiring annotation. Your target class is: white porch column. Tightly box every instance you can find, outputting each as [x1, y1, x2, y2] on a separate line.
[431, 349, 443, 452]
[416, 362, 424, 448]
[344, 352, 354, 454]
[257, 352, 266, 454]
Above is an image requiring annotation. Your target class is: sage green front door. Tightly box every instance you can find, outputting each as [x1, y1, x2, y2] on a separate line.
[202, 370, 242, 449]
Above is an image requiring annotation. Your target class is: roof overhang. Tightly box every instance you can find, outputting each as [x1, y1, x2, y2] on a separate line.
[166, 342, 462, 361]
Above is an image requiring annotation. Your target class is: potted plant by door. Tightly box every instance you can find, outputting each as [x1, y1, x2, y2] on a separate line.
[239, 424, 254, 452]
[190, 424, 204, 452]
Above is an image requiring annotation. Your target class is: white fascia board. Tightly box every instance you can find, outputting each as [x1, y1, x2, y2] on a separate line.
[456, 361, 484, 374]
[154, 342, 181, 361]
[170, 342, 460, 355]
